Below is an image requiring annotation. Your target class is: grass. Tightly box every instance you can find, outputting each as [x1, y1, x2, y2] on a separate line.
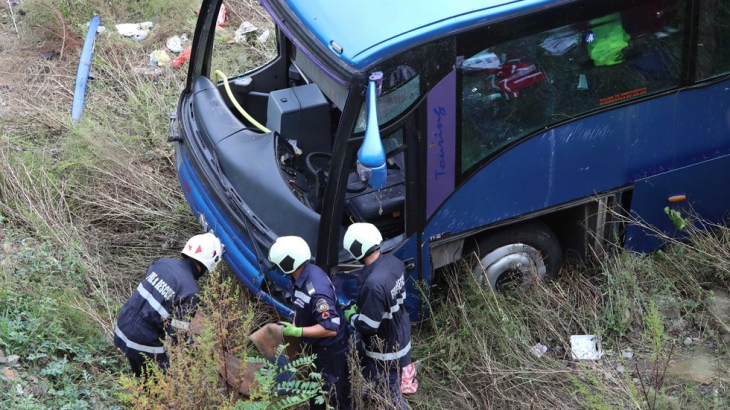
[1, 0, 729, 408]
[407, 222, 729, 409]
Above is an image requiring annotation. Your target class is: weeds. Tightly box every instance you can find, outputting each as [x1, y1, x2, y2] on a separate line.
[117, 267, 323, 408]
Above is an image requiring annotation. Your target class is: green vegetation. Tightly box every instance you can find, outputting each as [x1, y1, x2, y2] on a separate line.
[1, 0, 728, 408]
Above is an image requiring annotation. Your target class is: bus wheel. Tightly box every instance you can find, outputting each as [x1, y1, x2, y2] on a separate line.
[469, 220, 561, 292]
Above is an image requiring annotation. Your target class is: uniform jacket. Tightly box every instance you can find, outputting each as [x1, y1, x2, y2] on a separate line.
[349, 253, 411, 366]
[114, 257, 200, 354]
[291, 263, 348, 351]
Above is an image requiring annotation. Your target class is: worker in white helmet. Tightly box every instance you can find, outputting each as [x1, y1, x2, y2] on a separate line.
[269, 236, 351, 410]
[343, 223, 410, 409]
[114, 232, 223, 378]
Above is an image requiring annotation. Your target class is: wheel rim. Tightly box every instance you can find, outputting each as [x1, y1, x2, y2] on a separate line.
[472, 243, 546, 291]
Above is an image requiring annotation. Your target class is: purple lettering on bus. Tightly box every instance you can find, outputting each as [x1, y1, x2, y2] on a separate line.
[426, 70, 456, 219]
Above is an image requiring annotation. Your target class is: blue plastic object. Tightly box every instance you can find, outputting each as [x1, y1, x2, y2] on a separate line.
[71, 16, 100, 123]
[357, 72, 387, 190]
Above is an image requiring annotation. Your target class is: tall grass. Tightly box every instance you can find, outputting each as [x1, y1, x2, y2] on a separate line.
[409, 220, 730, 409]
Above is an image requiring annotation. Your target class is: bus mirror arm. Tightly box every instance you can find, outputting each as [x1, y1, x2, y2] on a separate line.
[356, 72, 387, 190]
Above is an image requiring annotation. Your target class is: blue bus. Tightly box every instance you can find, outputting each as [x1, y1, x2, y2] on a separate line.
[170, 0, 730, 319]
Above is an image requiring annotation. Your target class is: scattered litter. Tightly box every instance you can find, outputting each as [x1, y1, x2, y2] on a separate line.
[401, 362, 418, 394]
[234, 21, 258, 43]
[166, 35, 184, 53]
[577, 74, 588, 90]
[258, 29, 270, 44]
[570, 335, 603, 360]
[41, 51, 57, 60]
[115, 22, 153, 41]
[172, 46, 192, 68]
[132, 67, 165, 77]
[217, 4, 227, 27]
[180, 33, 189, 42]
[149, 50, 172, 67]
[621, 350, 634, 359]
[531, 342, 548, 358]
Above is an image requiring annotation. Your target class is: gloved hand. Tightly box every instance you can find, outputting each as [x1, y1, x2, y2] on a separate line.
[278, 321, 303, 338]
[344, 304, 357, 323]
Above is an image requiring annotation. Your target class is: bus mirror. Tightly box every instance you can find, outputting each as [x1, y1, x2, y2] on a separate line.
[357, 72, 387, 190]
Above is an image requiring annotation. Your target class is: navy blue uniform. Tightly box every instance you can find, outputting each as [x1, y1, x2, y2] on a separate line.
[290, 263, 351, 410]
[114, 257, 201, 377]
[349, 253, 411, 409]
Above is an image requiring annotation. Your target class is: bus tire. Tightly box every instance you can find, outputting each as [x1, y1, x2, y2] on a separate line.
[468, 220, 562, 292]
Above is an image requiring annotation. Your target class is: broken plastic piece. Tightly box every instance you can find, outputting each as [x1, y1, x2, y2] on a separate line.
[570, 335, 603, 360]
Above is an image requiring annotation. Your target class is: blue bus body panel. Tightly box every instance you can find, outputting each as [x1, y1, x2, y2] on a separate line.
[626, 154, 730, 253]
[424, 81, 730, 250]
[285, 0, 556, 69]
[176, 145, 295, 318]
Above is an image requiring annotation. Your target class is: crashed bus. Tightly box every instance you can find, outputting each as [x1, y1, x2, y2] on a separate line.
[169, 0, 730, 319]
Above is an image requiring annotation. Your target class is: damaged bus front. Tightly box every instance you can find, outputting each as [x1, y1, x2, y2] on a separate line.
[169, 0, 453, 317]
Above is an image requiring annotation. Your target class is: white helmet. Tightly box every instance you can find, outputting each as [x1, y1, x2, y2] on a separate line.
[269, 236, 311, 274]
[181, 232, 223, 272]
[343, 223, 383, 260]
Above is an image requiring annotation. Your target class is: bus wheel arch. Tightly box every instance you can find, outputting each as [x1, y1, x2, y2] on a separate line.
[467, 219, 562, 291]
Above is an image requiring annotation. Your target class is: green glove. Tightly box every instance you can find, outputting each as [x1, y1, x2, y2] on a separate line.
[279, 321, 303, 338]
[344, 304, 357, 323]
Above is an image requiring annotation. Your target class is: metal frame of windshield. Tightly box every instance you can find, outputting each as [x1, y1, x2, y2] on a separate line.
[186, 0, 221, 91]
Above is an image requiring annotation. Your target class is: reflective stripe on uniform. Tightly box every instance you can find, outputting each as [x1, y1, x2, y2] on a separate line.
[171, 319, 190, 330]
[137, 283, 170, 319]
[115, 326, 165, 354]
[382, 292, 406, 320]
[294, 290, 311, 304]
[365, 341, 411, 361]
[355, 313, 381, 329]
[331, 317, 340, 325]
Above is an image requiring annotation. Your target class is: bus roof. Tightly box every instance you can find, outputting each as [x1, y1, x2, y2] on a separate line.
[284, 0, 558, 69]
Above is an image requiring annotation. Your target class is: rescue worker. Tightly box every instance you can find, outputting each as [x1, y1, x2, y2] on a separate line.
[114, 232, 223, 378]
[343, 223, 411, 410]
[269, 236, 351, 410]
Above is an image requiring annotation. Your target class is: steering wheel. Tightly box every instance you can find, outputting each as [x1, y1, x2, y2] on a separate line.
[305, 152, 369, 194]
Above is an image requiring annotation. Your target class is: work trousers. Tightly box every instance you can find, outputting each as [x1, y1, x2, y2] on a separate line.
[114, 333, 169, 379]
[311, 342, 352, 410]
[362, 356, 407, 410]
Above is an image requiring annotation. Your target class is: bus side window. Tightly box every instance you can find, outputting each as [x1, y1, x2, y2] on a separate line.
[459, 0, 687, 175]
[697, 0, 730, 81]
